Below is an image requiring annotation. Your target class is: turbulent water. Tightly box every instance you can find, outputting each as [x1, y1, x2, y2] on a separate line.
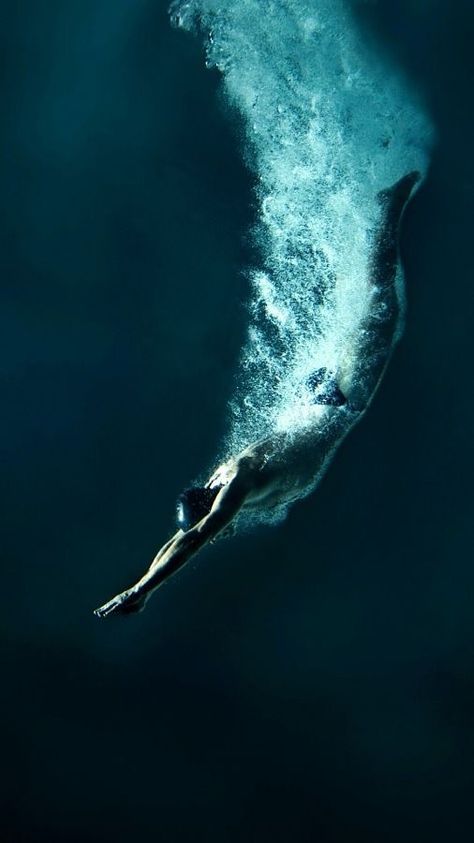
[169, 0, 432, 455]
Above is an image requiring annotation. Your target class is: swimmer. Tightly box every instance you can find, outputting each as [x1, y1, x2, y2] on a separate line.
[94, 171, 420, 618]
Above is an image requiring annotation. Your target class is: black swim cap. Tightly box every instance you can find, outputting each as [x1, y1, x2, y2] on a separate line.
[176, 485, 221, 531]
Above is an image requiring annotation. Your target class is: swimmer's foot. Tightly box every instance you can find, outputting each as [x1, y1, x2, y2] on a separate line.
[94, 588, 147, 618]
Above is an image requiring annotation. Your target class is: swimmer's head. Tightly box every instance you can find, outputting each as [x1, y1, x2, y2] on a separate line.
[176, 485, 221, 531]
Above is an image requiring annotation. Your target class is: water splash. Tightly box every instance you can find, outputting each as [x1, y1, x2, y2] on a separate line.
[170, 0, 432, 455]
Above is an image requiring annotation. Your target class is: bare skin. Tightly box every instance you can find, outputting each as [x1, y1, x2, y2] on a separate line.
[94, 171, 420, 618]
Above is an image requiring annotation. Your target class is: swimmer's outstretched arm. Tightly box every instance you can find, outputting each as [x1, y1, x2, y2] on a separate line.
[94, 471, 250, 618]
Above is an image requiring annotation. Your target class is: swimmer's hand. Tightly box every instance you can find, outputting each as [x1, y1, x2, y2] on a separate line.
[94, 589, 147, 618]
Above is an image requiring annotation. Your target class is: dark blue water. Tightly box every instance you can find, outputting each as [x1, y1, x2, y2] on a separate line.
[2, 2, 474, 841]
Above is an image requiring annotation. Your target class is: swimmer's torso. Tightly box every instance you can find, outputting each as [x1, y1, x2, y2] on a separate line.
[207, 404, 362, 514]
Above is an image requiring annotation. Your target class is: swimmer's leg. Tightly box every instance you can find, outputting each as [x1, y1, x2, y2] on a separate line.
[343, 171, 420, 411]
[94, 478, 248, 618]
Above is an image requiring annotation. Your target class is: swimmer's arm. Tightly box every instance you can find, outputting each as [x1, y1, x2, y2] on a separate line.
[94, 477, 249, 618]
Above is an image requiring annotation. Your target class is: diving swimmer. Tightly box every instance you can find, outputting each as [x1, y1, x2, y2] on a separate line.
[94, 171, 420, 618]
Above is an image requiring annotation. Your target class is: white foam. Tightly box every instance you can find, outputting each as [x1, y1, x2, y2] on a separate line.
[170, 0, 432, 454]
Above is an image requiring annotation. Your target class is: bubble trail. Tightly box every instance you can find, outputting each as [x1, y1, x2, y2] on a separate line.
[170, 0, 432, 456]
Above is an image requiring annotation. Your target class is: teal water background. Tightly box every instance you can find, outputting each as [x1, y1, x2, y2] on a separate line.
[2, 2, 474, 841]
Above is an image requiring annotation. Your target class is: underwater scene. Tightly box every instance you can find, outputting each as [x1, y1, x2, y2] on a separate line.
[2, 1, 474, 841]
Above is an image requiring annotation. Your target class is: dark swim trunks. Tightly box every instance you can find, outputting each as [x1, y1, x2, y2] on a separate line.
[306, 368, 347, 406]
